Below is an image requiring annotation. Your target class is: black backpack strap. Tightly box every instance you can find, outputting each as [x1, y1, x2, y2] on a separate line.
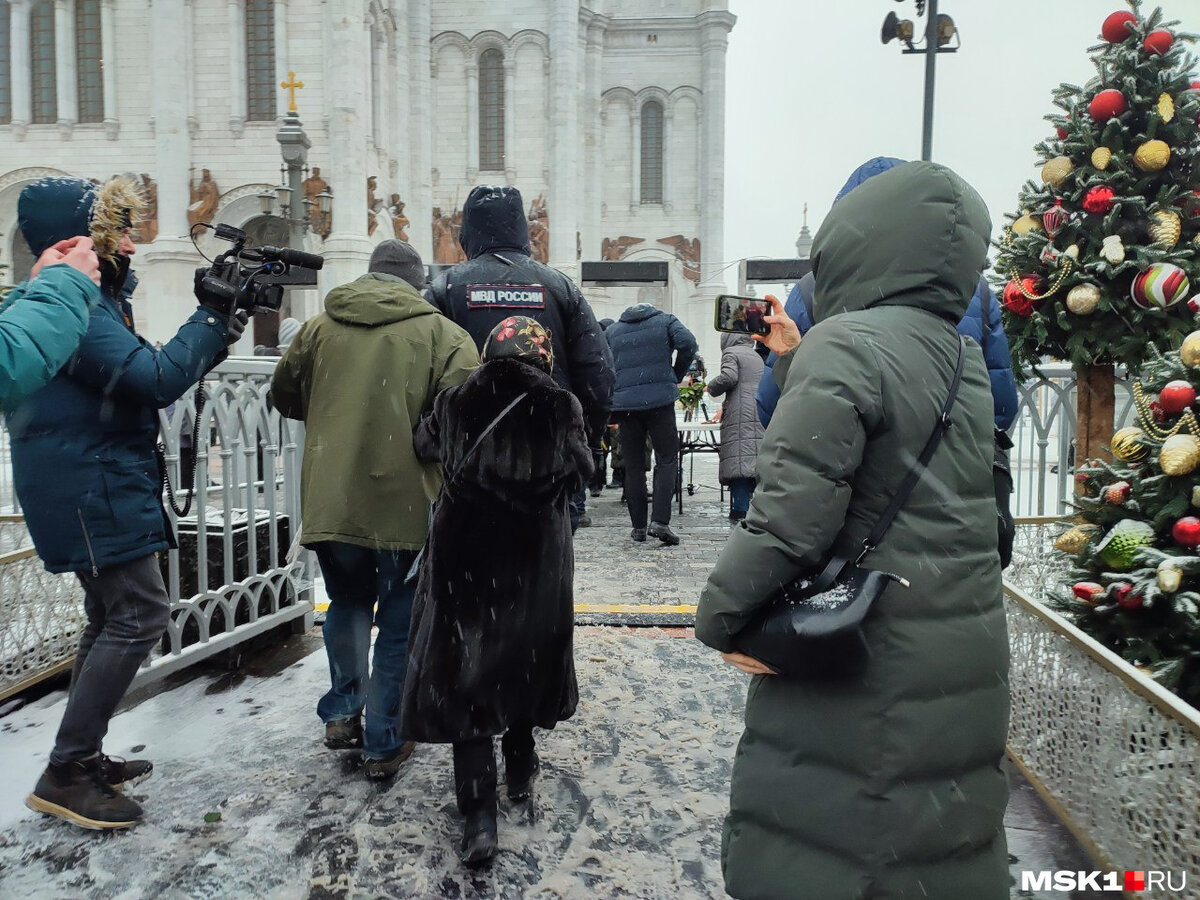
[858, 335, 967, 563]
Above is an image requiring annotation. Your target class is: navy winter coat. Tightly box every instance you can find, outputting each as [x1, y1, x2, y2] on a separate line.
[755, 158, 1019, 431]
[604, 305, 698, 412]
[5, 177, 229, 574]
[427, 185, 613, 439]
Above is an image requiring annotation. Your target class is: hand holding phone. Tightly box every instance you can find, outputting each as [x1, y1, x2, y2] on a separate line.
[753, 294, 802, 357]
[714, 294, 772, 335]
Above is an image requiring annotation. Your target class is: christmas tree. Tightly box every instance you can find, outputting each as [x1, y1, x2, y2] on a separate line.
[992, 2, 1200, 463]
[1055, 333, 1200, 707]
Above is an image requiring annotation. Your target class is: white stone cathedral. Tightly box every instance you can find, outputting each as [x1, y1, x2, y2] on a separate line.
[0, 0, 734, 357]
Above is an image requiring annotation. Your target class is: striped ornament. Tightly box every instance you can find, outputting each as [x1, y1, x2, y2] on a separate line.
[1131, 263, 1190, 309]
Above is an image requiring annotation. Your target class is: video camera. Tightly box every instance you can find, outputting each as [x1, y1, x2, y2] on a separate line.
[195, 223, 324, 314]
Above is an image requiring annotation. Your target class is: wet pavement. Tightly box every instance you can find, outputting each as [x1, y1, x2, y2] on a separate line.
[0, 456, 1104, 898]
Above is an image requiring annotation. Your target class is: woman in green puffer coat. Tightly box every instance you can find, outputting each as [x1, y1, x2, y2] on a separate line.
[696, 161, 1010, 900]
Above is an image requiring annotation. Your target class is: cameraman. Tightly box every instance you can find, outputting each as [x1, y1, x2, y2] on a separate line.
[0, 236, 102, 411]
[8, 176, 246, 831]
[427, 186, 613, 532]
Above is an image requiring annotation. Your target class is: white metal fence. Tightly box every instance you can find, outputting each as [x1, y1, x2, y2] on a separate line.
[0, 358, 313, 698]
[1005, 520, 1200, 896]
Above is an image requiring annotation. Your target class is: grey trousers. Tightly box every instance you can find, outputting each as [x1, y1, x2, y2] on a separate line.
[50, 554, 171, 766]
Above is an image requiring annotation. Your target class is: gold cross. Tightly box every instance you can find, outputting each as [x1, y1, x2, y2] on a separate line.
[280, 71, 304, 112]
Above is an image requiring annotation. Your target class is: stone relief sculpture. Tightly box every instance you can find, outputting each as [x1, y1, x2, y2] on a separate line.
[432, 207, 457, 263]
[601, 236, 644, 261]
[367, 176, 383, 236]
[657, 234, 701, 285]
[133, 174, 158, 243]
[302, 167, 331, 238]
[450, 209, 466, 262]
[187, 168, 220, 229]
[388, 194, 410, 242]
[528, 194, 549, 264]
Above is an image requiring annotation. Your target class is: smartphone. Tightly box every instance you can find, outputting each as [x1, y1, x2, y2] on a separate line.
[714, 294, 771, 335]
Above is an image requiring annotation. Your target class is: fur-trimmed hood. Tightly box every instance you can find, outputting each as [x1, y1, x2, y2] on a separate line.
[18, 175, 146, 260]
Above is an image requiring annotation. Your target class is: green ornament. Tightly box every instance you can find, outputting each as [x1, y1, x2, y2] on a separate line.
[1096, 519, 1156, 571]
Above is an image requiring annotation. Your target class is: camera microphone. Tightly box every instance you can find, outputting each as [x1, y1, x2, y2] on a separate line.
[263, 246, 325, 270]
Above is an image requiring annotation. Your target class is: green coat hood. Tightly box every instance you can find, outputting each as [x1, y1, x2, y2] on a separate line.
[324, 273, 436, 326]
[811, 160, 991, 325]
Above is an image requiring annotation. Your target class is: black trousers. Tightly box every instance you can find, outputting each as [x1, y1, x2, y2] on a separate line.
[452, 724, 535, 815]
[615, 405, 679, 529]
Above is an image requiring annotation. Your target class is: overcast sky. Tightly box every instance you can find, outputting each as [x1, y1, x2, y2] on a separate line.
[722, 0, 1200, 275]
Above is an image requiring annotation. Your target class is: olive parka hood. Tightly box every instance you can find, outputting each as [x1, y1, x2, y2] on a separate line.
[695, 162, 1009, 900]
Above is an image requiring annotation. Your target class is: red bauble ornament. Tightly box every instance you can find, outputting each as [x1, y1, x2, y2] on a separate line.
[1003, 277, 1041, 317]
[1158, 380, 1197, 414]
[1056, 126, 1068, 140]
[1073, 582, 1105, 603]
[1083, 186, 1116, 214]
[1089, 89, 1128, 123]
[1104, 481, 1132, 504]
[1150, 400, 1167, 423]
[1115, 584, 1144, 609]
[1144, 30, 1175, 55]
[1172, 516, 1200, 547]
[1101, 10, 1138, 43]
[1042, 200, 1067, 237]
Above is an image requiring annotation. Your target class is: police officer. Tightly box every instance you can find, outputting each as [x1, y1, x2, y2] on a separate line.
[427, 186, 613, 530]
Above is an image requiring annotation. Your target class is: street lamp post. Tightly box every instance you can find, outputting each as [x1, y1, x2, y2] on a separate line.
[881, 0, 960, 161]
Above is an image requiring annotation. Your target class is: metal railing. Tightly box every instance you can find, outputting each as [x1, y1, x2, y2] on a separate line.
[1007, 364, 1136, 518]
[1005, 519, 1200, 896]
[0, 358, 313, 698]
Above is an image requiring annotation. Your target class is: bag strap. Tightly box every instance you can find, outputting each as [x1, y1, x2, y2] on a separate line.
[446, 391, 529, 485]
[857, 335, 967, 564]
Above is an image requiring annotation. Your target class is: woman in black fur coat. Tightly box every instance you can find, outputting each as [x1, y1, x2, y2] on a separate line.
[404, 316, 593, 866]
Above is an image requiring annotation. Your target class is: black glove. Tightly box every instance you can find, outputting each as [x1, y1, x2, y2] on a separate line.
[193, 265, 236, 315]
[225, 309, 250, 346]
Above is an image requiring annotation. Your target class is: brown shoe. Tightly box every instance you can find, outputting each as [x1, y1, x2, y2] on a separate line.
[26, 757, 144, 830]
[324, 716, 363, 750]
[363, 741, 416, 780]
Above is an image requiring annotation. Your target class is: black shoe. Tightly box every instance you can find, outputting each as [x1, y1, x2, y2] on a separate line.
[648, 522, 681, 546]
[589, 487, 603, 498]
[324, 716, 363, 750]
[631, 528, 647, 542]
[460, 809, 498, 867]
[506, 753, 540, 803]
[97, 753, 153, 789]
[363, 741, 416, 780]
[728, 510, 746, 522]
[576, 514, 593, 528]
[26, 757, 144, 830]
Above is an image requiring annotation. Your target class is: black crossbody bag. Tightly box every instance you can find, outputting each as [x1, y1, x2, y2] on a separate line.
[734, 336, 967, 679]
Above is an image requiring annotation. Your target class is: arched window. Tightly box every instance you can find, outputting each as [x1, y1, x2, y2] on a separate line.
[0, 2, 11, 124]
[76, 0, 103, 123]
[245, 0, 275, 121]
[479, 48, 505, 171]
[30, 0, 56, 124]
[640, 101, 664, 204]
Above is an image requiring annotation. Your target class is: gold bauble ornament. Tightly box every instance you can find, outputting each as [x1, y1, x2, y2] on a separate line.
[1134, 139, 1171, 172]
[1181, 331, 1200, 368]
[1042, 156, 1076, 188]
[1012, 214, 1043, 237]
[1157, 561, 1183, 594]
[1091, 146, 1113, 170]
[1054, 525, 1096, 556]
[1150, 210, 1182, 247]
[1111, 426, 1150, 464]
[1158, 92, 1176, 123]
[1064, 244, 1081, 260]
[1066, 283, 1102, 314]
[1160, 433, 1200, 476]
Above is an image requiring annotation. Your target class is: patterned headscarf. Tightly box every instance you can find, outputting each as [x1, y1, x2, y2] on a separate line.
[482, 316, 554, 373]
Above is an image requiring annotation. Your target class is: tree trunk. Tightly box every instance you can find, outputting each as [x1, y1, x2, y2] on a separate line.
[1075, 363, 1116, 478]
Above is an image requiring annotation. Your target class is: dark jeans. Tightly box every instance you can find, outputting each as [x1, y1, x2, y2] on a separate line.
[314, 542, 418, 759]
[729, 477, 756, 515]
[51, 554, 172, 766]
[616, 405, 679, 529]
[452, 724, 536, 815]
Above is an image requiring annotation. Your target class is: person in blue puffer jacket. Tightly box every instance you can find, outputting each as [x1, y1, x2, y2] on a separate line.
[7, 175, 244, 833]
[756, 157, 1019, 433]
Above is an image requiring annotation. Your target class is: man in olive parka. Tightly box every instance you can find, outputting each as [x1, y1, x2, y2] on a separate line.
[696, 162, 1009, 900]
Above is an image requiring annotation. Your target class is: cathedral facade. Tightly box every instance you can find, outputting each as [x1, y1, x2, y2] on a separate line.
[0, 0, 734, 352]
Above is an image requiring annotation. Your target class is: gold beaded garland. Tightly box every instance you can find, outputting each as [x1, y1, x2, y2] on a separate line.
[1133, 382, 1200, 440]
[1007, 257, 1074, 301]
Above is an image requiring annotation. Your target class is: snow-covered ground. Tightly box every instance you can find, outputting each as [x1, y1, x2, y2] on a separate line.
[0, 628, 744, 899]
